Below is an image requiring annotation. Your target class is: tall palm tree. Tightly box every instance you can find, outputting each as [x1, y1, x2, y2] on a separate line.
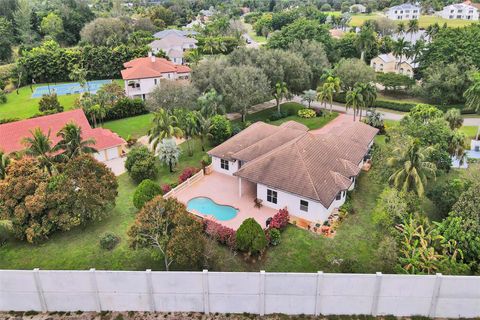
[397, 22, 406, 34]
[444, 108, 463, 130]
[316, 86, 328, 111]
[357, 83, 377, 120]
[387, 139, 437, 197]
[323, 76, 341, 113]
[346, 87, 364, 122]
[196, 113, 212, 151]
[355, 25, 377, 62]
[22, 128, 56, 175]
[407, 19, 419, 42]
[464, 72, 480, 140]
[178, 111, 199, 156]
[148, 108, 183, 151]
[273, 81, 289, 113]
[425, 23, 440, 39]
[53, 122, 97, 161]
[392, 38, 409, 73]
[448, 130, 467, 165]
[0, 150, 10, 180]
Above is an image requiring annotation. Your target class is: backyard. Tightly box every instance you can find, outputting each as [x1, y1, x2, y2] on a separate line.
[347, 12, 477, 28]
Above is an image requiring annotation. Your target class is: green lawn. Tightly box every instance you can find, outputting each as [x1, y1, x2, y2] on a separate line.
[242, 18, 267, 44]
[348, 12, 476, 28]
[0, 80, 123, 121]
[459, 125, 478, 141]
[103, 113, 154, 139]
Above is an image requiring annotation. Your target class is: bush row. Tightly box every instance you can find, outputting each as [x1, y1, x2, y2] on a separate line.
[104, 98, 148, 122]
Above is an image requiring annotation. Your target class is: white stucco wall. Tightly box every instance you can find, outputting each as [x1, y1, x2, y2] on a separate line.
[256, 184, 347, 223]
[124, 78, 160, 98]
[440, 5, 479, 20]
[211, 156, 239, 176]
[386, 7, 420, 20]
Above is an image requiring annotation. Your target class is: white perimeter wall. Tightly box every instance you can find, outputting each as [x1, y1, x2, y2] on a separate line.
[1, 270, 480, 318]
[257, 184, 346, 222]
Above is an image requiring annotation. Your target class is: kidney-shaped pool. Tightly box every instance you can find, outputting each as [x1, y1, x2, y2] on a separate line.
[187, 197, 238, 221]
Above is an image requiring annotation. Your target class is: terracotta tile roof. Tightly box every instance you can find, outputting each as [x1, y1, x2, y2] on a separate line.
[121, 57, 191, 80]
[210, 120, 378, 208]
[0, 109, 125, 154]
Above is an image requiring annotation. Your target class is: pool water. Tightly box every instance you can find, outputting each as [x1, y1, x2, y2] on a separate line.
[187, 197, 238, 221]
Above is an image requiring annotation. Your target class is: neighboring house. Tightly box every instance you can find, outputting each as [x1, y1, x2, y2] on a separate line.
[392, 30, 430, 44]
[153, 29, 198, 39]
[208, 120, 378, 223]
[121, 55, 191, 99]
[329, 28, 345, 39]
[370, 53, 417, 77]
[0, 109, 126, 163]
[149, 34, 198, 65]
[198, 8, 215, 22]
[386, 3, 421, 20]
[350, 4, 367, 13]
[186, 19, 205, 29]
[439, 3, 479, 20]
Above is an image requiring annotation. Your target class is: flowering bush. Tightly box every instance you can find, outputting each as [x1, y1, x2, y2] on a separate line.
[298, 108, 316, 118]
[269, 209, 290, 230]
[161, 184, 172, 194]
[204, 220, 236, 248]
[178, 167, 200, 184]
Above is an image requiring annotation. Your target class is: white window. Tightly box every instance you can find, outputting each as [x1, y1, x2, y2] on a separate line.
[336, 191, 345, 201]
[351, 176, 356, 184]
[267, 189, 278, 204]
[220, 159, 229, 170]
[300, 200, 309, 212]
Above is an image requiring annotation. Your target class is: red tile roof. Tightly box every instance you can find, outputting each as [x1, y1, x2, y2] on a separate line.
[121, 56, 191, 80]
[0, 109, 125, 154]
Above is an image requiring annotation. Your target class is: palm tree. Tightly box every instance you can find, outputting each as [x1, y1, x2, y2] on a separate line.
[392, 38, 409, 73]
[197, 114, 212, 151]
[464, 72, 480, 140]
[53, 122, 97, 161]
[273, 81, 289, 113]
[407, 19, 419, 42]
[148, 108, 183, 151]
[0, 150, 10, 180]
[387, 139, 437, 197]
[323, 76, 341, 113]
[198, 89, 224, 117]
[301, 89, 317, 108]
[157, 138, 181, 173]
[346, 87, 364, 121]
[444, 108, 463, 130]
[185, 49, 203, 65]
[356, 83, 377, 120]
[397, 22, 406, 34]
[178, 111, 199, 156]
[355, 25, 376, 62]
[22, 128, 55, 175]
[316, 86, 327, 111]
[425, 23, 440, 39]
[448, 130, 467, 165]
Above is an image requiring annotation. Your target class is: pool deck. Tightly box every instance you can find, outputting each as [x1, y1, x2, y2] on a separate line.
[172, 172, 277, 230]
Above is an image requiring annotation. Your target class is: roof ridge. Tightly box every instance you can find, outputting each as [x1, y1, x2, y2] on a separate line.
[293, 138, 321, 201]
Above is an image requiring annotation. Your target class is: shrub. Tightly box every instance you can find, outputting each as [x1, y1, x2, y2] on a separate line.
[210, 115, 232, 145]
[38, 93, 63, 113]
[104, 98, 147, 121]
[0, 117, 19, 124]
[269, 110, 288, 121]
[269, 209, 290, 230]
[125, 146, 158, 183]
[268, 228, 281, 246]
[297, 108, 316, 118]
[133, 179, 162, 209]
[99, 232, 120, 250]
[236, 218, 268, 254]
[161, 184, 172, 194]
[178, 167, 199, 184]
[0, 89, 6, 104]
[0, 222, 12, 246]
[204, 220, 236, 248]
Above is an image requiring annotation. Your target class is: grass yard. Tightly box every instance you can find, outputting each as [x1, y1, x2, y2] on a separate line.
[103, 113, 154, 139]
[242, 18, 267, 44]
[348, 12, 476, 28]
[0, 80, 123, 121]
[459, 125, 478, 141]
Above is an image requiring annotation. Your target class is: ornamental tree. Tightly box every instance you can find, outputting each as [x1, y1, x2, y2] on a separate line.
[236, 218, 268, 255]
[133, 179, 162, 209]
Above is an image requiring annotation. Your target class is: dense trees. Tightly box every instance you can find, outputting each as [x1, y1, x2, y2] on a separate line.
[125, 146, 158, 183]
[147, 81, 199, 112]
[334, 58, 376, 91]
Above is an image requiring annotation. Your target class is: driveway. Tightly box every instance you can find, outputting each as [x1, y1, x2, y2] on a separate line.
[104, 157, 126, 176]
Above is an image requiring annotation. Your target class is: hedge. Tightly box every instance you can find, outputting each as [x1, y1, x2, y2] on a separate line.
[333, 93, 473, 114]
[104, 98, 148, 121]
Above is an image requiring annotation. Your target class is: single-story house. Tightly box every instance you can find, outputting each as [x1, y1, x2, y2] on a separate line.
[0, 109, 126, 163]
[207, 120, 378, 224]
[438, 2, 479, 20]
[149, 34, 198, 65]
[370, 53, 417, 77]
[386, 3, 421, 20]
[121, 54, 191, 99]
[153, 29, 198, 39]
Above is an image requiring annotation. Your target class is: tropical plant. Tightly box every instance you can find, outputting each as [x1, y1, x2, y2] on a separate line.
[0, 150, 9, 180]
[322, 76, 341, 112]
[392, 38, 409, 71]
[297, 108, 316, 118]
[407, 19, 419, 42]
[157, 138, 181, 173]
[149, 108, 183, 151]
[209, 115, 232, 145]
[448, 130, 467, 165]
[355, 25, 376, 62]
[301, 89, 316, 108]
[443, 108, 463, 130]
[53, 123, 97, 161]
[356, 83, 376, 120]
[22, 128, 56, 175]
[197, 114, 212, 151]
[177, 110, 199, 156]
[346, 86, 364, 121]
[387, 139, 437, 197]
[397, 22, 406, 34]
[38, 93, 63, 113]
[197, 88, 224, 117]
[464, 72, 480, 139]
[273, 81, 289, 113]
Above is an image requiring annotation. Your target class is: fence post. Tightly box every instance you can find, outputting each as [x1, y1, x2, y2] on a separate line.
[314, 271, 324, 316]
[429, 273, 442, 318]
[202, 270, 210, 314]
[146, 269, 156, 312]
[33, 268, 47, 312]
[89, 268, 102, 312]
[371, 272, 382, 316]
[259, 271, 266, 316]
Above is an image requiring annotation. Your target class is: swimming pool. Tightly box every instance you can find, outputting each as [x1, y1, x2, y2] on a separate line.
[31, 80, 113, 98]
[187, 197, 238, 221]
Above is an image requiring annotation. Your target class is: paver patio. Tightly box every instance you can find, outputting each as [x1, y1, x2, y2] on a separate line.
[172, 172, 277, 229]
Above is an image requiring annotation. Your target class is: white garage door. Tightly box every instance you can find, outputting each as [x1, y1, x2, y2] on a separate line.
[94, 151, 106, 162]
[106, 147, 120, 160]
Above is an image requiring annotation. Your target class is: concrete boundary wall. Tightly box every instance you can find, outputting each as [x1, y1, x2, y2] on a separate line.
[1, 269, 479, 318]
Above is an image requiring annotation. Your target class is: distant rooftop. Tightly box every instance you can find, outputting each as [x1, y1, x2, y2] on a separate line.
[153, 29, 198, 39]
